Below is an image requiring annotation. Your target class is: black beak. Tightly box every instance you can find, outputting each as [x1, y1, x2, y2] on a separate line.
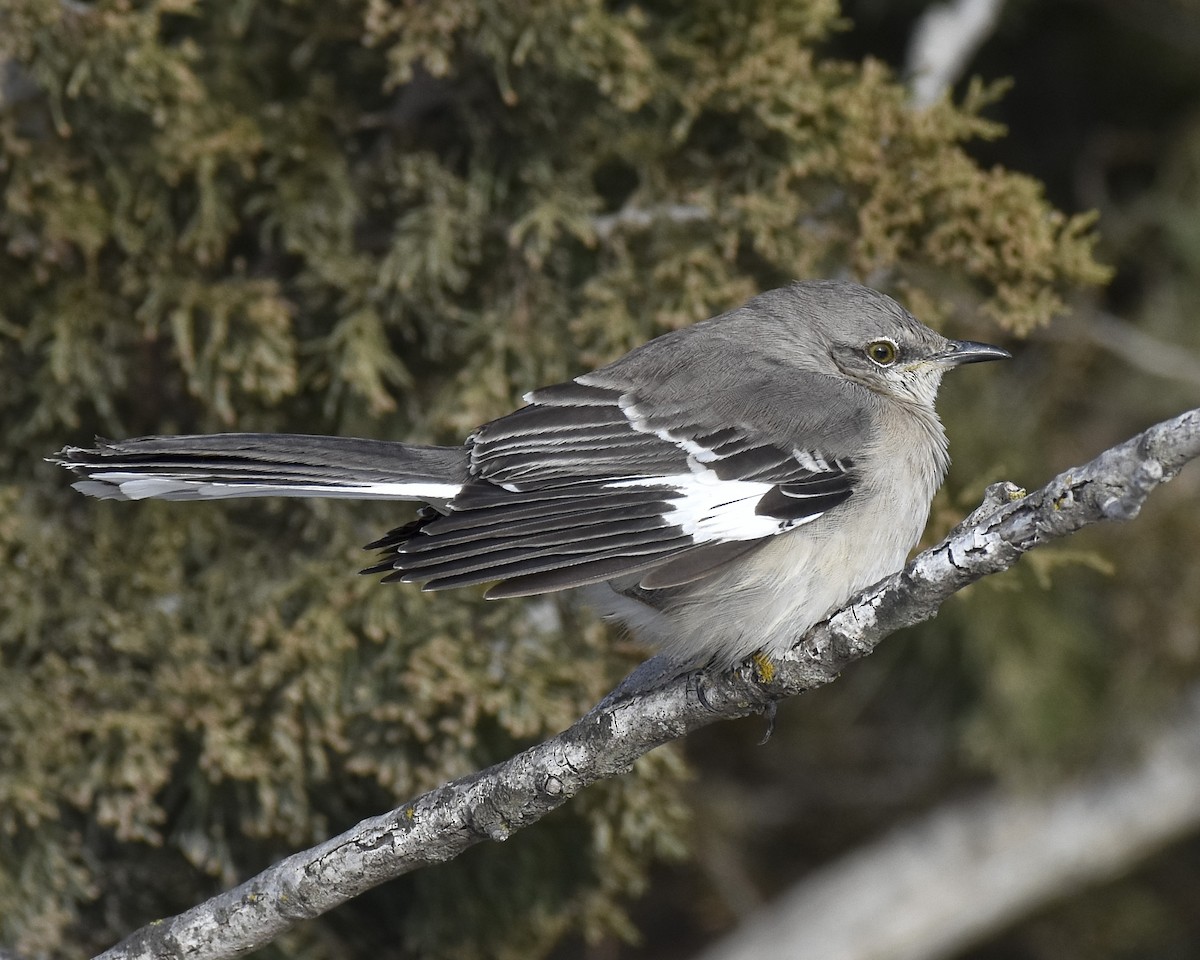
[937, 339, 1012, 366]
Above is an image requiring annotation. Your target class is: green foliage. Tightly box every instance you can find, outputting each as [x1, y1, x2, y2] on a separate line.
[0, 1, 1111, 957]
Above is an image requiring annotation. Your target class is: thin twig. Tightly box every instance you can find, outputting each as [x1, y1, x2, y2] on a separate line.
[590, 204, 710, 240]
[1039, 309, 1200, 389]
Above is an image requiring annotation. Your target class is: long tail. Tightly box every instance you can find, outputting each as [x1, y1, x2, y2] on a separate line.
[51, 433, 469, 504]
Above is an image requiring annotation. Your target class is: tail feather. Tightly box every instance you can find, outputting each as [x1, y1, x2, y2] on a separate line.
[51, 433, 469, 503]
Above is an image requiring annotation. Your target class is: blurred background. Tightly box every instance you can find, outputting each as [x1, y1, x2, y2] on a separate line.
[1, 1, 1198, 958]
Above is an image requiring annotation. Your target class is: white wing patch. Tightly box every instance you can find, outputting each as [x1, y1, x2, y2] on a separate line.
[791, 447, 833, 472]
[601, 389, 838, 540]
[604, 471, 821, 541]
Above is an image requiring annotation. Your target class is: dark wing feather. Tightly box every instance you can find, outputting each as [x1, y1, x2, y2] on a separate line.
[754, 480, 854, 522]
[383, 479, 697, 591]
[637, 540, 768, 589]
[484, 550, 694, 598]
[413, 532, 696, 592]
[470, 389, 689, 488]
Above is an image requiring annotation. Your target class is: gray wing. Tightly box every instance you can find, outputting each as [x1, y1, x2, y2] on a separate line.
[370, 363, 869, 597]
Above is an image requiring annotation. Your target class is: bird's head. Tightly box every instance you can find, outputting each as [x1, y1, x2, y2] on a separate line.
[766, 281, 1011, 408]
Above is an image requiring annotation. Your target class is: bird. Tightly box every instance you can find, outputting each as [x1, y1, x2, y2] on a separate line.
[52, 280, 1009, 680]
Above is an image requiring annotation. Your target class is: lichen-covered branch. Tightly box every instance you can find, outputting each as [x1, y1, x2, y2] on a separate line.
[93, 407, 1200, 960]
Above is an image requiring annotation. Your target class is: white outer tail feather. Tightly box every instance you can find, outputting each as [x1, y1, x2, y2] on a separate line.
[71, 475, 464, 502]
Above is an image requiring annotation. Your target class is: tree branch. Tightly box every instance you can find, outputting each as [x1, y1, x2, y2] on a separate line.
[906, 0, 1007, 108]
[94, 407, 1200, 960]
[1039, 308, 1200, 389]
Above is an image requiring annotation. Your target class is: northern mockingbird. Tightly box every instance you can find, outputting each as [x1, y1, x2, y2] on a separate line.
[53, 280, 1008, 676]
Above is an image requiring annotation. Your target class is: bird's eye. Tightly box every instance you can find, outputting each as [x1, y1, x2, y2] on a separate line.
[865, 340, 898, 366]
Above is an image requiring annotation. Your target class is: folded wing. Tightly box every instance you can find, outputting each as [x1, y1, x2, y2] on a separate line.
[371, 378, 857, 596]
